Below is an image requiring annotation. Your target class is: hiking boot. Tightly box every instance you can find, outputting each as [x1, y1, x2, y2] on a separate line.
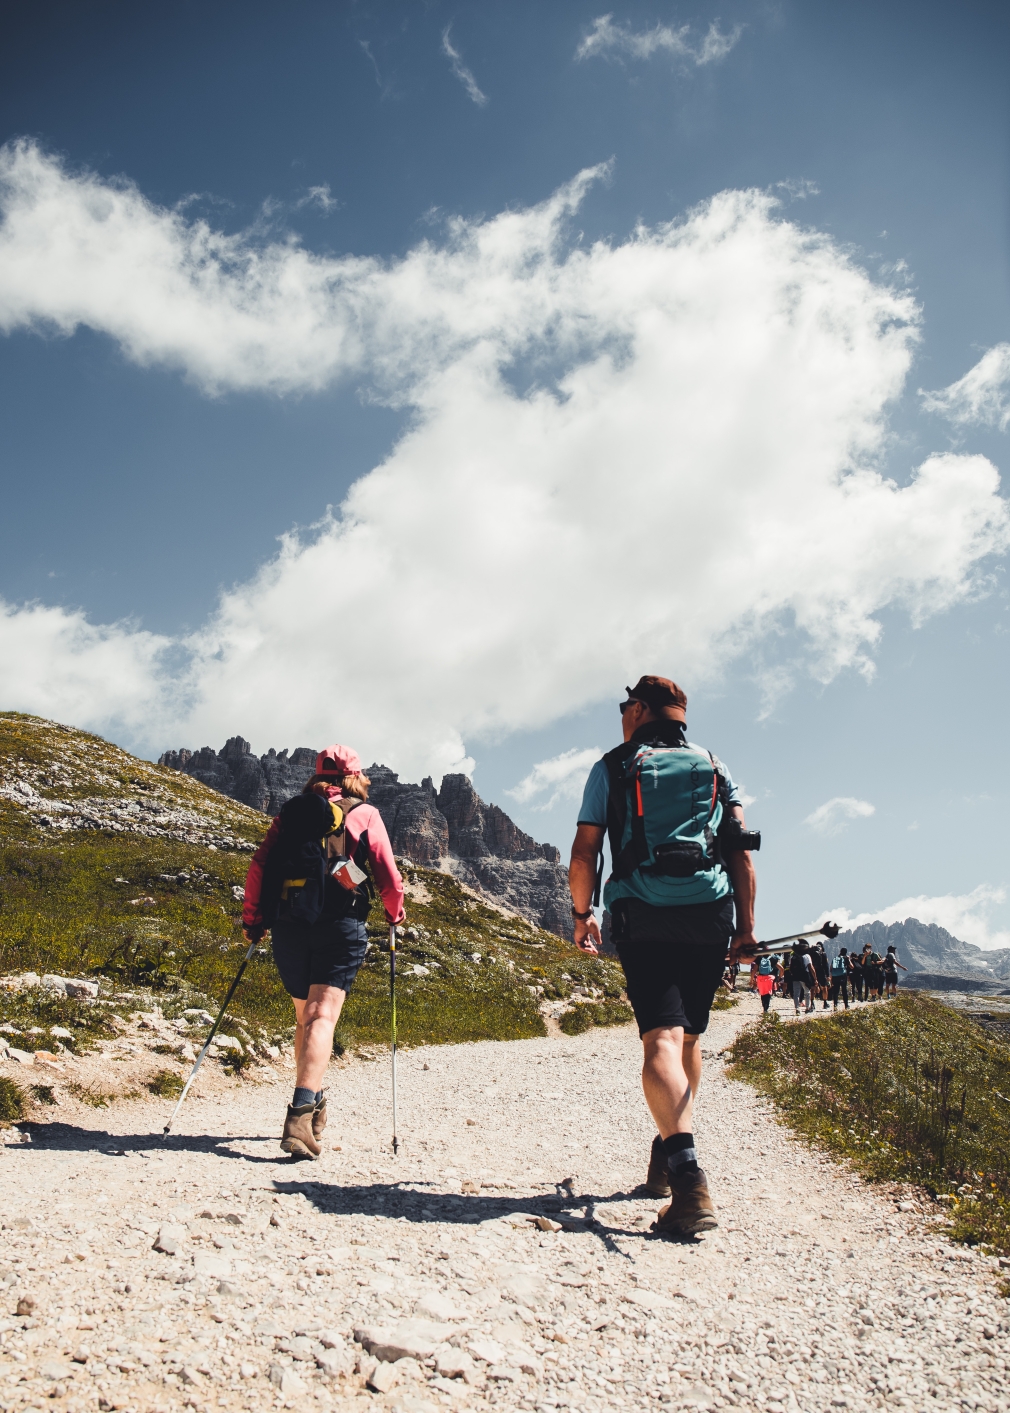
[312, 1092, 328, 1141]
[280, 1103, 321, 1160]
[654, 1168, 718, 1237]
[644, 1135, 671, 1198]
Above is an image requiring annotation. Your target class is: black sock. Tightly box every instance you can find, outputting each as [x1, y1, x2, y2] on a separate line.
[315, 1090, 324, 1105]
[292, 1086, 316, 1109]
[662, 1131, 699, 1177]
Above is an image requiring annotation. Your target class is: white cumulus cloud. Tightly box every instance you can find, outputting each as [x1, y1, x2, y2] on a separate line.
[508, 748, 603, 811]
[575, 14, 742, 66]
[810, 884, 1010, 951]
[441, 26, 488, 106]
[920, 343, 1010, 432]
[804, 796, 876, 834]
[0, 141, 1007, 778]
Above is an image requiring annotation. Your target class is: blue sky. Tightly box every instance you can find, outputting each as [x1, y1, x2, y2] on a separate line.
[1, 0, 1009, 944]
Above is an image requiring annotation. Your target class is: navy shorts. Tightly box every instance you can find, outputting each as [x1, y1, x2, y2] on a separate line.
[271, 917, 369, 1000]
[611, 897, 733, 1037]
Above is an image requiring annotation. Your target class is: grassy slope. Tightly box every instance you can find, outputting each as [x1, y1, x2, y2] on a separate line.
[0, 713, 630, 1051]
[727, 995, 1010, 1258]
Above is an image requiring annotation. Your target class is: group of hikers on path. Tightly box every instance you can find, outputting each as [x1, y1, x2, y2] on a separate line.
[748, 939, 906, 1014]
[239, 674, 763, 1238]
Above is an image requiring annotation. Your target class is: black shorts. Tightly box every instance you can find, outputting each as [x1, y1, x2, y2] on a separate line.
[611, 896, 734, 1037]
[271, 917, 369, 1000]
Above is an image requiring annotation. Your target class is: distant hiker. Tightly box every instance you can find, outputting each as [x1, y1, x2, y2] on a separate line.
[788, 942, 816, 1014]
[755, 954, 775, 1014]
[242, 745, 405, 1159]
[811, 940, 831, 1010]
[883, 945, 906, 998]
[829, 947, 851, 1011]
[865, 951, 884, 1002]
[568, 676, 759, 1237]
[849, 948, 865, 1003]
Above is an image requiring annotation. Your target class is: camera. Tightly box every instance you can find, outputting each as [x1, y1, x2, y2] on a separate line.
[719, 818, 761, 852]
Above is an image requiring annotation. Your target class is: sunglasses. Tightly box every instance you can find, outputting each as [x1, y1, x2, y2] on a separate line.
[619, 699, 641, 715]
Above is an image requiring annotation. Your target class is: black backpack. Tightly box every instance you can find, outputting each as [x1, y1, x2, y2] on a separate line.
[259, 793, 344, 927]
[789, 948, 810, 981]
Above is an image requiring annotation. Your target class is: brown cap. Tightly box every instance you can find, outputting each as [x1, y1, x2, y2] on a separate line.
[624, 675, 688, 722]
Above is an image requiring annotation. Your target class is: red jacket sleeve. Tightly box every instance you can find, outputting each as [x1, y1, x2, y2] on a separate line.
[347, 805, 405, 924]
[243, 817, 281, 929]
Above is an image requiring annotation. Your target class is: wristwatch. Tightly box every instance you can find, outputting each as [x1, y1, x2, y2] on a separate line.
[571, 906, 594, 920]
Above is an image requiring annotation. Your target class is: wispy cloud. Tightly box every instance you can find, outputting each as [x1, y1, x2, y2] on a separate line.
[0, 142, 1007, 774]
[575, 13, 743, 66]
[804, 797, 876, 835]
[508, 748, 602, 811]
[295, 185, 337, 214]
[921, 344, 1010, 432]
[810, 884, 1010, 951]
[442, 25, 487, 106]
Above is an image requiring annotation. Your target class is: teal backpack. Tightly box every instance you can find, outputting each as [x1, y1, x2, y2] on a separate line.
[830, 954, 847, 978]
[602, 735, 724, 889]
[593, 727, 761, 904]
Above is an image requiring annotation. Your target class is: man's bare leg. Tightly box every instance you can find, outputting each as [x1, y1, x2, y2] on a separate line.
[642, 1027, 716, 1233]
[641, 1026, 702, 1137]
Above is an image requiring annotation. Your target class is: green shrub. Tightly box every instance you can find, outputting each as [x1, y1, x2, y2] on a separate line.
[559, 999, 635, 1035]
[559, 1005, 595, 1035]
[0, 1075, 25, 1124]
[727, 994, 1010, 1255]
[30, 1084, 56, 1105]
[147, 1068, 184, 1098]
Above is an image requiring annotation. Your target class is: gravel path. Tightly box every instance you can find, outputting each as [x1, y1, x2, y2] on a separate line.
[2, 992, 1008, 1413]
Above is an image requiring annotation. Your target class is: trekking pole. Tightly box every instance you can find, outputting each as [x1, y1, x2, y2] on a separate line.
[728, 920, 840, 961]
[389, 923, 399, 1156]
[163, 938, 259, 1135]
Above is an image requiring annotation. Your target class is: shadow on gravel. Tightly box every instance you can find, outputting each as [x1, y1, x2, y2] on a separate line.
[273, 1178, 693, 1250]
[9, 1121, 281, 1161]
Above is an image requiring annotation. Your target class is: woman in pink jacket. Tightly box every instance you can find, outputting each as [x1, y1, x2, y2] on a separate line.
[243, 744, 405, 1159]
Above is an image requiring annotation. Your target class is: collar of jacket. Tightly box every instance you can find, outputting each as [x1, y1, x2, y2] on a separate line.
[629, 719, 687, 748]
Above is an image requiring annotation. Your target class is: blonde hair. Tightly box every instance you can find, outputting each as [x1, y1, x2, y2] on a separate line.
[304, 771, 370, 801]
[339, 772, 371, 800]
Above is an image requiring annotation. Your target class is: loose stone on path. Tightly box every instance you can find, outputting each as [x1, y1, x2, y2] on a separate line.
[0, 992, 1008, 1413]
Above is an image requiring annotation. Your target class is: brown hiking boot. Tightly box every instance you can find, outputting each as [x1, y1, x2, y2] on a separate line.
[280, 1103, 321, 1160]
[653, 1168, 718, 1237]
[312, 1092, 327, 1141]
[644, 1135, 671, 1197]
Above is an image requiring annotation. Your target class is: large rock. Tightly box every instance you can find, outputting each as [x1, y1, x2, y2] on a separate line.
[365, 766, 448, 864]
[159, 737, 317, 815]
[354, 1319, 454, 1362]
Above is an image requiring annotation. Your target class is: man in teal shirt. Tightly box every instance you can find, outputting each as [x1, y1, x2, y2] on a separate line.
[568, 675, 758, 1236]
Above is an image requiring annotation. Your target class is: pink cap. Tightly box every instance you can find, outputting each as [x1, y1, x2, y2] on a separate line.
[315, 743, 362, 777]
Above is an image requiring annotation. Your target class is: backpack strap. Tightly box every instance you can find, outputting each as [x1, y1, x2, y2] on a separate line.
[324, 796, 364, 861]
[602, 742, 642, 885]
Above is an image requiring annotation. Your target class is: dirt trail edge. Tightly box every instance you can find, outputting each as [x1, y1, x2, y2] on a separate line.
[2, 994, 1008, 1413]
